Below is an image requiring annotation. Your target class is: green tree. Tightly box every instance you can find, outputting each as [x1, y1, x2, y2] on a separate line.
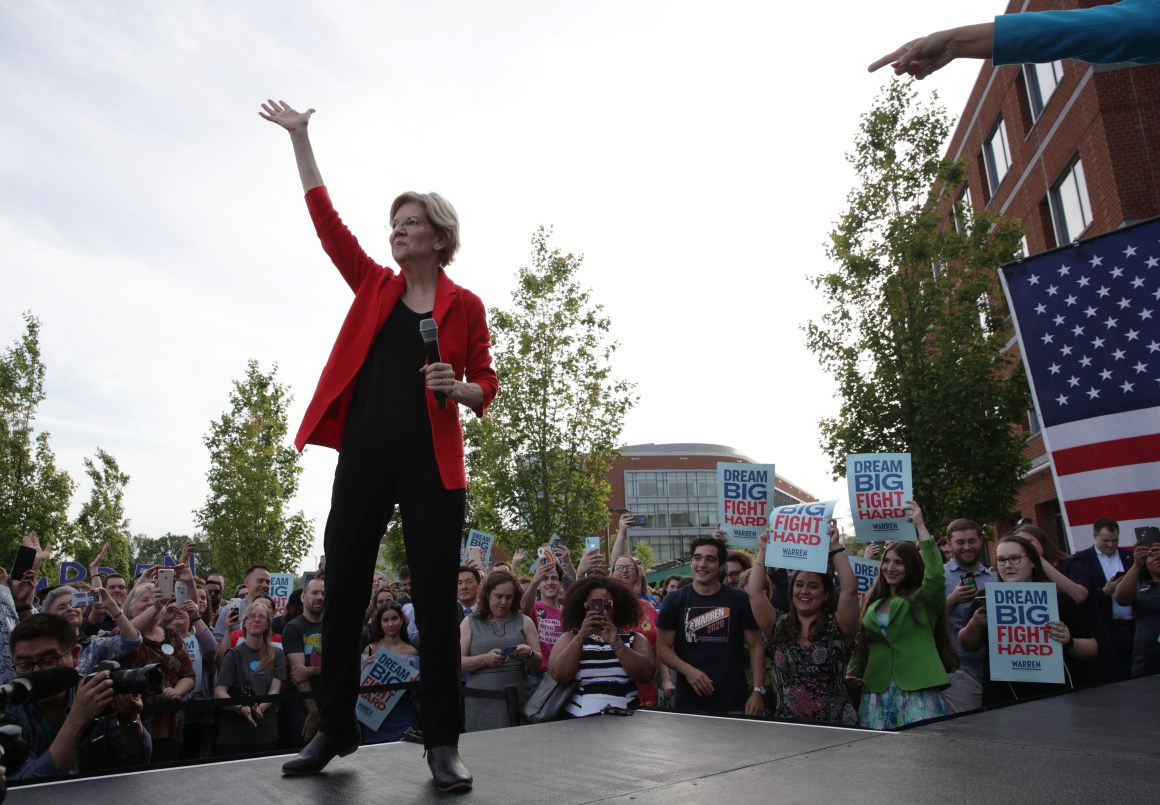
[0, 312, 74, 570]
[379, 517, 407, 575]
[129, 532, 195, 574]
[194, 360, 313, 584]
[59, 448, 133, 573]
[631, 541, 655, 574]
[806, 80, 1029, 530]
[465, 227, 636, 558]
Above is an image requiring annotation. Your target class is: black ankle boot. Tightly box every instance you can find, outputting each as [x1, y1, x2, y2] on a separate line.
[427, 745, 472, 792]
[281, 729, 360, 776]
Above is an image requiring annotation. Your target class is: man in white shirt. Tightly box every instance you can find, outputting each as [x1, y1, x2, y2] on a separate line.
[940, 518, 993, 712]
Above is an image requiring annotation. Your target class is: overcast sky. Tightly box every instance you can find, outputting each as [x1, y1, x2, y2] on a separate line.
[1, 1, 1000, 571]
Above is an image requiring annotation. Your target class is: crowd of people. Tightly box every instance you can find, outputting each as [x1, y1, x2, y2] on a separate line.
[0, 510, 1154, 785]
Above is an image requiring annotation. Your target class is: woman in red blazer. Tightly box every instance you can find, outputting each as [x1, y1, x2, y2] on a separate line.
[261, 100, 496, 792]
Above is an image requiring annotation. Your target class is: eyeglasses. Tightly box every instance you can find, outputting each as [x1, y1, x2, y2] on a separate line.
[386, 216, 428, 231]
[996, 555, 1027, 566]
[611, 564, 637, 574]
[583, 600, 613, 610]
[13, 647, 71, 675]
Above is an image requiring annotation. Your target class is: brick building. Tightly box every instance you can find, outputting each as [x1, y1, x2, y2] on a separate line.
[604, 443, 817, 564]
[942, 0, 1160, 549]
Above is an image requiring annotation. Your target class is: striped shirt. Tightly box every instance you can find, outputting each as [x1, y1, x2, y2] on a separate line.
[564, 634, 640, 717]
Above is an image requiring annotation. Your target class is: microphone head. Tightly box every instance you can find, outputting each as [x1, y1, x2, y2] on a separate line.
[419, 318, 439, 343]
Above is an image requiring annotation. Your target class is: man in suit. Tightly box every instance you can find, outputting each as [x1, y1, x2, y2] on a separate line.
[1073, 518, 1134, 679]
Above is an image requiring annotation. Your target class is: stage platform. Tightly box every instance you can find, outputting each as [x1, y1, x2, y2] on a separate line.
[11, 675, 1157, 804]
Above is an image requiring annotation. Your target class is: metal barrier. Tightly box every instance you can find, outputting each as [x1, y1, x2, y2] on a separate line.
[139, 679, 525, 728]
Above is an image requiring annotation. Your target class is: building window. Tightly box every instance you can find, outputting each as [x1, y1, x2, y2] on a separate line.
[953, 185, 972, 233]
[1024, 61, 1063, 121]
[1027, 407, 1042, 436]
[1049, 158, 1093, 244]
[982, 118, 1012, 195]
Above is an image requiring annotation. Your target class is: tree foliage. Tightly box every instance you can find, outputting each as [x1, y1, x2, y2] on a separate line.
[130, 532, 194, 575]
[631, 541, 655, 574]
[59, 448, 133, 573]
[0, 312, 74, 569]
[194, 360, 313, 583]
[806, 80, 1029, 530]
[465, 227, 636, 558]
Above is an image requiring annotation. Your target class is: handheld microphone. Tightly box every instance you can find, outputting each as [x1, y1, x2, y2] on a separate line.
[0, 667, 80, 706]
[418, 318, 447, 409]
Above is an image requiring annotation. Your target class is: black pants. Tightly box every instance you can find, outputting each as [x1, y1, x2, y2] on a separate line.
[318, 444, 465, 748]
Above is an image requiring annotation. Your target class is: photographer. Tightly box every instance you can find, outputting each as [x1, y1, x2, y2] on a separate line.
[5, 614, 151, 781]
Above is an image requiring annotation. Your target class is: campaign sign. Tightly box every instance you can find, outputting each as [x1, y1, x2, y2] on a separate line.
[268, 573, 296, 618]
[717, 462, 775, 547]
[461, 529, 495, 566]
[849, 555, 881, 606]
[356, 646, 419, 731]
[183, 634, 203, 696]
[986, 582, 1063, 684]
[847, 453, 916, 542]
[764, 500, 838, 573]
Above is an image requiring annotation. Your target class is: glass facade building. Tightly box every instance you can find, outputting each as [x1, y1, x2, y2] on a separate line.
[613, 447, 812, 564]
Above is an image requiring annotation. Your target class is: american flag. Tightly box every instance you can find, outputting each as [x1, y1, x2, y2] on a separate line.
[1000, 216, 1160, 552]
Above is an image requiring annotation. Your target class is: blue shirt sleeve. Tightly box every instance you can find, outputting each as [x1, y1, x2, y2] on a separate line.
[993, 0, 1160, 65]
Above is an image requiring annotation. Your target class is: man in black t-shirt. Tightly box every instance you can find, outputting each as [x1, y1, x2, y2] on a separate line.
[657, 537, 765, 715]
[282, 579, 325, 747]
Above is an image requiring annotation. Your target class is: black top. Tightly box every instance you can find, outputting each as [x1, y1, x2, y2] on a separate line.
[342, 303, 434, 450]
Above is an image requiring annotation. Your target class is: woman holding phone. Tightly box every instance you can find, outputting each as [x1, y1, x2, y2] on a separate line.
[1113, 535, 1160, 676]
[460, 571, 539, 731]
[262, 99, 497, 791]
[120, 582, 196, 762]
[548, 576, 655, 717]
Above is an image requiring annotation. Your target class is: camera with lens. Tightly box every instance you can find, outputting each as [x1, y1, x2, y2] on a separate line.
[83, 661, 164, 696]
[0, 712, 29, 796]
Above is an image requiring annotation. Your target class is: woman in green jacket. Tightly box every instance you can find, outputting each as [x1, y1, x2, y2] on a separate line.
[849, 501, 957, 729]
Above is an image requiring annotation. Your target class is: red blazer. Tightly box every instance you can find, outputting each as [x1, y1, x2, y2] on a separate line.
[295, 187, 498, 490]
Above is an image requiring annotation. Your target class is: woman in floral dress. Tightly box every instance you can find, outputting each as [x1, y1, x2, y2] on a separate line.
[749, 519, 859, 725]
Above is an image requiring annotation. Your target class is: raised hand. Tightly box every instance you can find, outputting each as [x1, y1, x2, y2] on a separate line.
[868, 32, 957, 79]
[259, 99, 315, 133]
[22, 531, 49, 571]
[827, 519, 842, 550]
[868, 23, 994, 80]
[90, 542, 109, 576]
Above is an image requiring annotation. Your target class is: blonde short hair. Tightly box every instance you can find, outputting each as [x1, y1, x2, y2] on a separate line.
[391, 191, 461, 267]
